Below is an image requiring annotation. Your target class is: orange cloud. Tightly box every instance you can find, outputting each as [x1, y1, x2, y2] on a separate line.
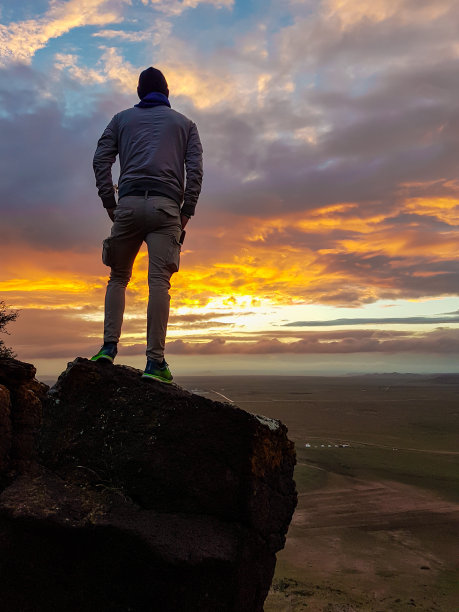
[404, 197, 459, 225]
[3, 195, 459, 317]
[0, 245, 105, 305]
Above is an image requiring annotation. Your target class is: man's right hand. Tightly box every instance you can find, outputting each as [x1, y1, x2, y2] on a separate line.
[107, 207, 116, 222]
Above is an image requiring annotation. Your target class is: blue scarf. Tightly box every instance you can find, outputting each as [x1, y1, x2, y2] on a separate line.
[135, 92, 171, 108]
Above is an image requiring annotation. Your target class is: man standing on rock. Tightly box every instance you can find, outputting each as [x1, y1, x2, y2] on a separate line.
[91, 67, 203, 383]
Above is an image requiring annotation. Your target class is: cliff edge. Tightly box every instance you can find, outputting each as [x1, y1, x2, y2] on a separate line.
[0, 357, 297, 612]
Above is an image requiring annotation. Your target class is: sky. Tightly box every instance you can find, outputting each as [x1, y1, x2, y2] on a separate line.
[1, 0, 459, 379]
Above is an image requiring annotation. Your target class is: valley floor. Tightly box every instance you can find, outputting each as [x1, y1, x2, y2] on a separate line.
[178, 374, 459, 612]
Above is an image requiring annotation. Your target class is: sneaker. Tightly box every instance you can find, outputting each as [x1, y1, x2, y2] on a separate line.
[90, 342, 117, 363]
[142, 359, 173, 384]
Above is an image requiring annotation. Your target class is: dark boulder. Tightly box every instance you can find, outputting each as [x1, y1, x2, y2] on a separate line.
[0, 357, 297, 611]
[0, 384, 11, 476]
[0, 358, 48, 476]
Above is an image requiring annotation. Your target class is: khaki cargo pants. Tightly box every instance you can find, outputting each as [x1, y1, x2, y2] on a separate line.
[102, 194, 182, 362]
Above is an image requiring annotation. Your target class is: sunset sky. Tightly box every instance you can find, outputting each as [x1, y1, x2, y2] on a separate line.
[1, 0, 459, 379]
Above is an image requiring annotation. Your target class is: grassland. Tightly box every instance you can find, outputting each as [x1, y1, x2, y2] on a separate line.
[177, 374, 459, 612]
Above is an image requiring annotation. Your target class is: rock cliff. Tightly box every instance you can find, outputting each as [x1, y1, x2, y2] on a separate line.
[0, 357, 297, 612]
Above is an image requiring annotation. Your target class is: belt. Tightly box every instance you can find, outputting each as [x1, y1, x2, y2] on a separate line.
[123, 189, 162, 198]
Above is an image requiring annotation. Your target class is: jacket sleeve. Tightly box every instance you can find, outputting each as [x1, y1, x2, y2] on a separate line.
[181, 121, 203, 218]
[93, 116, 118, 209]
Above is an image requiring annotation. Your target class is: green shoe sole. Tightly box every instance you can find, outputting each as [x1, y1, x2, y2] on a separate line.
[141, 372, 173, 384]
[90, 354, 114, 363]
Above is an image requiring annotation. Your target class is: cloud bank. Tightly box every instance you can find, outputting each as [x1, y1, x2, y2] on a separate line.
[1, 0, 459, 364]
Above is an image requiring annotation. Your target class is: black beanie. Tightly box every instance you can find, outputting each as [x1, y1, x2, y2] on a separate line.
[137, 67, 169, 99]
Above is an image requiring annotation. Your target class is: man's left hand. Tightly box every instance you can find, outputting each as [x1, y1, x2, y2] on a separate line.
[107, 207, 116, 222]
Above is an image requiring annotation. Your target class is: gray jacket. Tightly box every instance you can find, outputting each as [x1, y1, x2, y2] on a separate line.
[93, 105, 203, 217]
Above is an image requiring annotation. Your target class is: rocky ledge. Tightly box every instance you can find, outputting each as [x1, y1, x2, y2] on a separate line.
[0, 357, 297, 612]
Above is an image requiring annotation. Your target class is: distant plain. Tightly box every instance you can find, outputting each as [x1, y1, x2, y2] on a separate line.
[177, 374, 459, 612]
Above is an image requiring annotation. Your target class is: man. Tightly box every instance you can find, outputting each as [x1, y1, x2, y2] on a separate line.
[91, 67, 203, 383]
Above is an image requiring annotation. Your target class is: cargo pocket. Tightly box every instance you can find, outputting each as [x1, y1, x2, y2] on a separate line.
[166, 235, 181, 273]
[102, 237, 113, 267]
